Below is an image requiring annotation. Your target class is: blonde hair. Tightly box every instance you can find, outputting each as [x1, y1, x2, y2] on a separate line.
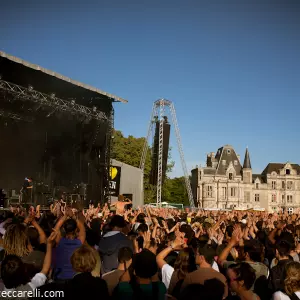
[4, 224, 30, 257]
[284, 262, 300, 296]
[71, 245, 97, 273]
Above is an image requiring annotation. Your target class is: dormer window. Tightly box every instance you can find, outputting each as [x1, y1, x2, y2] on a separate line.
[286, 169, 290, 175]
[229, 173, 233, 180]
[227, 149, 231, 155]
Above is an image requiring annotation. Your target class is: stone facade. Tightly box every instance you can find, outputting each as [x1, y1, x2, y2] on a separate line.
[191, 145, 300, 213]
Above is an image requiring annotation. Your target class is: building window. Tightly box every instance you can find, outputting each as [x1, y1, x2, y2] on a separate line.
[244, 191, 250, 202]
[288, 207, 293, 214]
[222, 187, 227, 199]
[286, 169, 290, 175]
[229, 173, 233, 180]
[230, 187, 236, 197]
[255, 183, 259, 189]
[271, 194, 276, 202]
[255, 194, 260, 202]
[272, 207, 277, 211]
[282, 181, 285, 189]
[287, 181, 293, 190]
[227, 149, 231, 155]
[207, 186, 213, 197]
[282, 194, 285, 203]
[287, 195, 293, 203]
[272, 181, 276, 189]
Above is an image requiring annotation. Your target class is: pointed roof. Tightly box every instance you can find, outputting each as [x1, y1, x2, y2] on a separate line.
[243, 148, 252, 169]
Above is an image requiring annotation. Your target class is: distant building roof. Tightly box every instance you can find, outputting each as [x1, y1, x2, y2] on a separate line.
[215, 146, 242, 175]
[252, 174, 266, 183]
[203, 168, 216, 175]
[261, 163, 300, 175]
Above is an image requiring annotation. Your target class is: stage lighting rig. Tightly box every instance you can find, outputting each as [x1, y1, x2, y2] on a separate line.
[0, 79, 108, 121]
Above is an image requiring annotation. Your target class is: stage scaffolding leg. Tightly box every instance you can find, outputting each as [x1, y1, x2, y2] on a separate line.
[140, 99, 195, 208]
[156, 100, 165, 207]
[169, 102, 195, 208]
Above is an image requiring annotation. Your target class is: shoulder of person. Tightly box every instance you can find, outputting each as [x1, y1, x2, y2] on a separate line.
[273, 290, 291, 300]
[153, 280, 167, 292]
[29, 272, 47, 290]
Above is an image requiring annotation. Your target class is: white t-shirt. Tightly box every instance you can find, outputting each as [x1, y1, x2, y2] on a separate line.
[162, 264, 174, 289]
[4, 273, 47, 292]
[29, 273, 47, 290]
[273, 291, 300, 300]
[212, 261, 220, 272]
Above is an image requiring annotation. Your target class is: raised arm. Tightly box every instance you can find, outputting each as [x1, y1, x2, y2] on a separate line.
[76, 218, 86, 244]
[32, 219, 47, 244]
[156, 237, 184, 269]
[218, 226, 241, 267]
[41, 231, 57, 275]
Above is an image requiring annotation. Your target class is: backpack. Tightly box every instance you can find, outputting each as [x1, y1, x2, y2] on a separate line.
[290, 293, 300, 300]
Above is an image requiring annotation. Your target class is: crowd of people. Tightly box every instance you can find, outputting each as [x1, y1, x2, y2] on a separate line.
[0, 199, 299, 300]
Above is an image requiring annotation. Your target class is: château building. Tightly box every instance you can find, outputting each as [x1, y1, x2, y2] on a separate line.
[191, 145, 300, 213]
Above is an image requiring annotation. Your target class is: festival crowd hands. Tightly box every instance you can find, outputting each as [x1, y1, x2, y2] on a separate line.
[0, 202, 300, 300]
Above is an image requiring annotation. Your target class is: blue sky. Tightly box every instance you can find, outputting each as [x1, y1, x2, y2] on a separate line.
[1, 0, 300, 177]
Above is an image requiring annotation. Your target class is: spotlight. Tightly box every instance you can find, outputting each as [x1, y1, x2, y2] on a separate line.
[71, 100, 75, 105]
[50, 93, 56, 99]
[28, 85, 33, 91]
[92, 106, 97, 112]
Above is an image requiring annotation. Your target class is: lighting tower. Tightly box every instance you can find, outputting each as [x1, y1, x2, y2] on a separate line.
[140, 99, 195, 208]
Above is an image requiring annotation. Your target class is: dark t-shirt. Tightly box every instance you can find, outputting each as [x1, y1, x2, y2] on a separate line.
[53, 238, 82, 280]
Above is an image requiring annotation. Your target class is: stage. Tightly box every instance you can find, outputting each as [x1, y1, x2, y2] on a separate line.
[0, 51, 127, 207]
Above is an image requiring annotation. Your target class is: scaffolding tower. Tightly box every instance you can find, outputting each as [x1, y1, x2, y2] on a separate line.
[140, 99, 195, 208]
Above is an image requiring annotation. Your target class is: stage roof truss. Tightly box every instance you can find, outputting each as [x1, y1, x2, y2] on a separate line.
[0, 79, 108, 121]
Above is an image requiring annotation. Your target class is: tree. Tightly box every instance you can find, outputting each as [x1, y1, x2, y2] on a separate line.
[162, 177, 189, 206]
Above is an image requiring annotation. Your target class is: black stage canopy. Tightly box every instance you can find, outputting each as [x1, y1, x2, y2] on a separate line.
[0, 51, 126, 206]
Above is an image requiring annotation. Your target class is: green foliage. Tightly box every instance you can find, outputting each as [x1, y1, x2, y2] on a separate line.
[111, 130, 188, 206]
[162, 177, 189, 206]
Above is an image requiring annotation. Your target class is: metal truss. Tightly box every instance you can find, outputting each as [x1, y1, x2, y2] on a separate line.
[169, 101, 194, 208]
[0, 110, 34, 122]
[140, 99, 195, 208]
[0, 79, 107, 121]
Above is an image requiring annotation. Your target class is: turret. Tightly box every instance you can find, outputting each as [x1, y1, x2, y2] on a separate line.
[242, 147, 252, 183]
